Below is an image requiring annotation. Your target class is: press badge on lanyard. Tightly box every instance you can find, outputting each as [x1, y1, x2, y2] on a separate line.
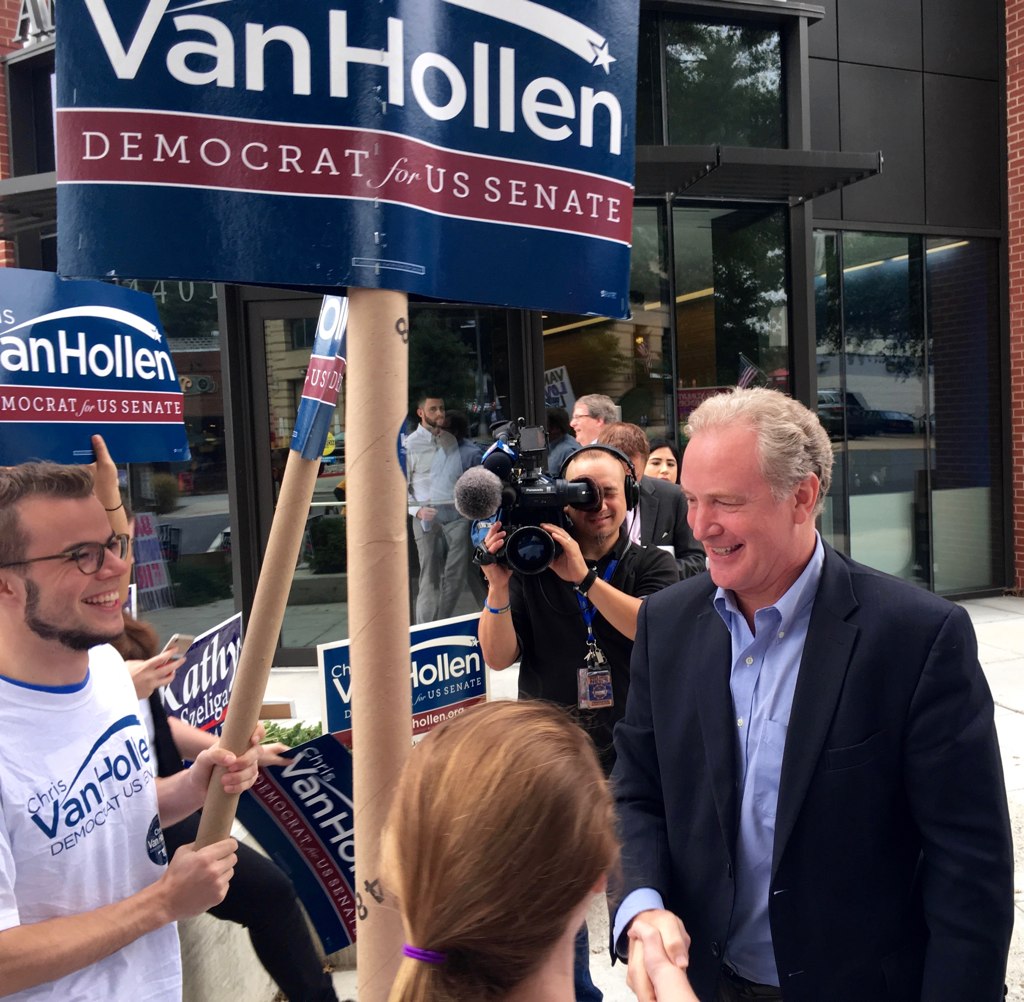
[575, 560, 618, 710]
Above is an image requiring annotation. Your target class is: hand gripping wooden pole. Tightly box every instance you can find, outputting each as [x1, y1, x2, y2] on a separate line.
[347, 287, 412, 1002]
[194, 449, 323, 847]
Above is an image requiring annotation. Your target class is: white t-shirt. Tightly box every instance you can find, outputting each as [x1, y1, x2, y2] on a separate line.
[0, 645, 181, 1001]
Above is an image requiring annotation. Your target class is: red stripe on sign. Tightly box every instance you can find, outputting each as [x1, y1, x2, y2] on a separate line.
[0, 386, 183, 422]
[58, 108, 633, 244]
[302, 355, 347, 406]
[411, 695, 486, 736]
[250, 772, 357, 938]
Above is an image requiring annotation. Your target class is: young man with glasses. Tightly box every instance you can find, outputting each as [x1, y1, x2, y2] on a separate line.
[0, 460, 262, 1000]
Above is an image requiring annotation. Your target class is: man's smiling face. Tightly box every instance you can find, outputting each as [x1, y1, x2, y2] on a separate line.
[681, 422, 818, 620]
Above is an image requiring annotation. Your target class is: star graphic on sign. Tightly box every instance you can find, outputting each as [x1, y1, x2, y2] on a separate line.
[590, 39, 615, 73]
[470, 636, 480, 647]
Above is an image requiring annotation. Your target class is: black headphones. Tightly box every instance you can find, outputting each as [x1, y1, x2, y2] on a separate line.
[558, 444, 640, 511]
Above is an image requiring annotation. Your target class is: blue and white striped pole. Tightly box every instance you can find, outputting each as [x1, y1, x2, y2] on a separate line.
[197, 295, 349, 847]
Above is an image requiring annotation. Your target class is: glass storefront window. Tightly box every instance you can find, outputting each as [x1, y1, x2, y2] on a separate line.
[637, 13, 785, 147]
[252, 299, 511, 650]
[541, 205, 673, 439]
[114, 280, 231, 634]
[814, 230, 1005, 594]
[840, 233, 928, 587]
[926, 238, 1004, 592]
[673, 204, 789, 441]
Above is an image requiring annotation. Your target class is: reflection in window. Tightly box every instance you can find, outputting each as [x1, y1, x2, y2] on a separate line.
[405, 306, 511, 627]
[814, 231, 1004, 594]
[926, 239, 1003, 592]
[288, 317, 317, 351]
[674, 205, 789, 435]
[116, 280, 231, 639]
[542, 205, 673, 440]
[636, 13, 784, 148]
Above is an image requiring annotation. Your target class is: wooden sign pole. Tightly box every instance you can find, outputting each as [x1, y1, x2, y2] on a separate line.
[346, 286, 412, 1002]
[194, 448, 322, 845]
[193, 286, 410, 1000]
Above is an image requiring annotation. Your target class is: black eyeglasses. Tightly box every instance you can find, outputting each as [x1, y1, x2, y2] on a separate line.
[0, 533, 130, 575]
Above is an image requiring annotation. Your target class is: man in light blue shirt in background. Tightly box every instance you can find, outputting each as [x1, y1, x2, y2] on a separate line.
[611, 387, 1013, 1002]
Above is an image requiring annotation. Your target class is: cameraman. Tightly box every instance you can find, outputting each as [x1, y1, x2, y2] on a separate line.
[477, 446, 677, 1000]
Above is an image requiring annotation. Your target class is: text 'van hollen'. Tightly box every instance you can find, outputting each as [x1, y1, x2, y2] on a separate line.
[0, 330, 175, 380]
[84, 2, 626, 156]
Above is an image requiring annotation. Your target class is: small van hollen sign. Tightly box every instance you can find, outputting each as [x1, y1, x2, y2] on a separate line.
[0, 268, 189, 465]
[56, 1, 640, 319]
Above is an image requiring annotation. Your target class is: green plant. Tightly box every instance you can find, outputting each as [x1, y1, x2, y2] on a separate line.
[152, 473, 180, 514]
[167, 560, 232, 606]
[262, 720, 323, 746]
[308, 516, 347, 574]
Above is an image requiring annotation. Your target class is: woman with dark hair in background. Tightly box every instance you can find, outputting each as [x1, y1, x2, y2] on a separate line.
[644, 440, 680, 485]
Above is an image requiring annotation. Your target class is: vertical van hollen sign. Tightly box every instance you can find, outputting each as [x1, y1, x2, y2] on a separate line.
[56, 0, 640, 318]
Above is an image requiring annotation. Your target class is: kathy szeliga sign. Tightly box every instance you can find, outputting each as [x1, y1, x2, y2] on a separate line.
[56, 0, 640, 319]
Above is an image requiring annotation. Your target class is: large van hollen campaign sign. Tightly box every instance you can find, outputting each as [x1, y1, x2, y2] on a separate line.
[56, 1, 639, 319]
[0, 268, 188, 465]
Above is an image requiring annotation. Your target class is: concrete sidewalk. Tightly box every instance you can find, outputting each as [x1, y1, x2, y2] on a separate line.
[326, 595, 1024, 1001]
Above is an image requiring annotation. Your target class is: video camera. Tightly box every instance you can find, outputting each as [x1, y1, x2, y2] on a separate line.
[453, 418, 601, 574]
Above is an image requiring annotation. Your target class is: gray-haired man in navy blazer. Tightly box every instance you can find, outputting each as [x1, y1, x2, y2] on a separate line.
[611, 387, 1013, 1002]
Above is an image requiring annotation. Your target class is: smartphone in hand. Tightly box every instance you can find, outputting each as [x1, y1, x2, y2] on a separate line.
[162, 633, 196, 656]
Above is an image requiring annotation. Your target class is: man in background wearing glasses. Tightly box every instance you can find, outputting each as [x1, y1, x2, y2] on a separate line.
[0, 462, 261, 1001]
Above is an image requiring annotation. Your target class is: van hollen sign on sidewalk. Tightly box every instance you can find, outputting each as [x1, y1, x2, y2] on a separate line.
[56, 0, 639, 318]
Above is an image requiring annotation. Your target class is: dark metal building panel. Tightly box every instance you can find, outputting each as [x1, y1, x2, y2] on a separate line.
[922, 0, 999, 81]
[837, 0, 922, 71]
[807, 0, 837, 60]
[924, 75, 1001, 230]
[808, 57, 843, 219]
[839, 63, 924, 224]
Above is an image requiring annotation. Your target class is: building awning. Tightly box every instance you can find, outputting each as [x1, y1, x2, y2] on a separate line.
[0, 147, 881, 242]
[0, 172, 56, 240]
[635, 146, 882, 203]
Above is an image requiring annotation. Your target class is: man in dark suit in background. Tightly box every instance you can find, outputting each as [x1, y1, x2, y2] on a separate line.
[598, 422, 704, 578]
[611, 387, 1013, 1002]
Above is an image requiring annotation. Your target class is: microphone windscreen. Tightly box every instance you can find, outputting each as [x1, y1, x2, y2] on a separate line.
[454, 467, 504, 520]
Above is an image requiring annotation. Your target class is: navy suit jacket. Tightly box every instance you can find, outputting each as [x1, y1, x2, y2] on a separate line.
[612, 545, 1013, 1002]
[637, 476, 704, 578]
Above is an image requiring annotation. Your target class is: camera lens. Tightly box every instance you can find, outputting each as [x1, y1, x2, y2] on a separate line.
[504, 525, 556, 575]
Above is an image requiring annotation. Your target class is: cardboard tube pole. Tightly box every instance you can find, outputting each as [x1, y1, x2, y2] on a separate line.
[194, 449, 322, 847]
[347, 286, 412, 1002]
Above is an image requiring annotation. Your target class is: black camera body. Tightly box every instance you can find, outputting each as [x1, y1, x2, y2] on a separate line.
[482, 420, 600, 574]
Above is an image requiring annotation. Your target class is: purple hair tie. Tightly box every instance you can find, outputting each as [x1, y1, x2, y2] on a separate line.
[402, 944, 447, 965]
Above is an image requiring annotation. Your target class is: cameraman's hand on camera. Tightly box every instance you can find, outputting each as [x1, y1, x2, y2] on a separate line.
[477, 521, 520, 671]
[539, 522, 587, 585]
[478, 520, 513, 589]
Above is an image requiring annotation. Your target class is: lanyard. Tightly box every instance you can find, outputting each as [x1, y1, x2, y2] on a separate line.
[575, 559, 619, 645]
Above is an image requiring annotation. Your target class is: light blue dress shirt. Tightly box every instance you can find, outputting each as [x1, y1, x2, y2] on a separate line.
[613, 535, 825, 986]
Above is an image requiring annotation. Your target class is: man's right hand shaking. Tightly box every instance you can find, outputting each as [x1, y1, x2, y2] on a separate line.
[626, 909, 692, 1002]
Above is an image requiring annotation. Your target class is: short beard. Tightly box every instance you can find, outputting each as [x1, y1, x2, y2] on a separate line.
[24, 579, 121, 651]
